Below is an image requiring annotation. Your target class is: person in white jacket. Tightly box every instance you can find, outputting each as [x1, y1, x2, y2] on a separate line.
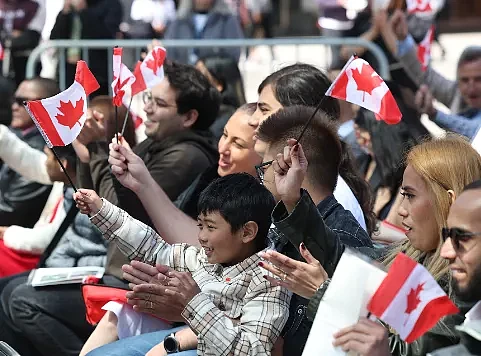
[0, 126, 77, 277]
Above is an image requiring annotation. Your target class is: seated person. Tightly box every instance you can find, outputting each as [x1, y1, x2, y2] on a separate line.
[0, 145, 76, 277]
[74, 173, 291, 355]
[0, 77, 60, 228]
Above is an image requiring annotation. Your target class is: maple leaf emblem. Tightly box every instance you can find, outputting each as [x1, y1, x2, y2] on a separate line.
[55, 98, 85, 129]
[351, 63, 384, 101]
[113, 75, 131, 106]
[145, 48, 166, 76]
[411, 0, 432, 12]
[404, 282, 424, 324]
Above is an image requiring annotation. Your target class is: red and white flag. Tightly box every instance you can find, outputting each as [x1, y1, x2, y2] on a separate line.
[407, 0, 433, 14]
[417, 26, 435, 72]
[0, 42, 4, 61]
[112, 47, 135, 107]
[131, 46, 167, 96]
[326, 56, 402, 125]
[25, 61, 99, 148]
[367, 253, 459, 343]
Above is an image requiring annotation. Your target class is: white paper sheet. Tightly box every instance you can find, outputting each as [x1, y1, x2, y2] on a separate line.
[302, 249, 387, 356]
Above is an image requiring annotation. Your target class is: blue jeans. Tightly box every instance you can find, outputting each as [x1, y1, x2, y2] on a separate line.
[87, 326, 198, 356]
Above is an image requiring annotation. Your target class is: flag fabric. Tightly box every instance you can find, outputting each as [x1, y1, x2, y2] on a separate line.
[407, 0, 433, 14]
[325, 55, 402, 125]
[0, 42, 4, 61]
[131, 46, 167, 96]
[417, 26, 435, 71]
[112, 47, 135, 107]
[367, 253, 459, 343]
[25, 61, 99, 148]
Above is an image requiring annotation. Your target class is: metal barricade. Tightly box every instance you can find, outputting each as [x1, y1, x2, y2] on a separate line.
[26, 38, 390, 93]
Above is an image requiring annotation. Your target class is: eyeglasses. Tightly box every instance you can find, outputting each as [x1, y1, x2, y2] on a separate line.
[142, 91, 176, 109]
[255, 160, 273, 184]
[442, 227, 481, 251]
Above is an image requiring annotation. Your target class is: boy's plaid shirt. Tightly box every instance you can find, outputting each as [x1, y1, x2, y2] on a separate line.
[90, 199, 291, 355]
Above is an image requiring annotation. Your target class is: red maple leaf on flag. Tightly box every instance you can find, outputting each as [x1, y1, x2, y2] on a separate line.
[113, 75, 131, 106]
[404, 282, 425, 324]
[145, 48, 166, 75]
[409, 0, 432, 13]
[55, 98, 84, 129]
[351, 63, 384, 101]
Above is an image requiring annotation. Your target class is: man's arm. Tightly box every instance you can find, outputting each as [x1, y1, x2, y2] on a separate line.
[431, 111, 480, 139]
[0, 125, 51, 185]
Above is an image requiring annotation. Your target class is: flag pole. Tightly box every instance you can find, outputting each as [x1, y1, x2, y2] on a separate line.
[295, 96, 326, 144]
[115, 105, 119, 144]
[51, 147, 78, 193]
[121, 96, 133, 137]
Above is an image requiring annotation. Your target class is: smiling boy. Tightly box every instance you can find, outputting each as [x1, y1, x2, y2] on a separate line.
[74, 173, 290, 355]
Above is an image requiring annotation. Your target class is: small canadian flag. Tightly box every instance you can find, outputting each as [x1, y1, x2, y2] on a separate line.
[326, 55, 402, 125]
[25, 61, 99, 148]
[406, 0, 441, 15]
[417, 26, 435, 72]
[131, 46, 167, 96]
[112, 47, 135, 107]
[367, 253, 459, 343]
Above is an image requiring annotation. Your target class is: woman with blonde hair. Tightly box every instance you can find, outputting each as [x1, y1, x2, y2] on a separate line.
[259, 134, 481, 356]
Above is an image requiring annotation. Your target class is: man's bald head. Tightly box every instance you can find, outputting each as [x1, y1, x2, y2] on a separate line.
[442, 181, 481, 302]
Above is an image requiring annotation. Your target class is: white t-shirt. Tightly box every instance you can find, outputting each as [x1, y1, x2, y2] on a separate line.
[334, 175, 367, 232]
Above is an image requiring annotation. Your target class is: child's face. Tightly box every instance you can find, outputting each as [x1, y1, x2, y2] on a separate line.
[197, 211, 247, 266]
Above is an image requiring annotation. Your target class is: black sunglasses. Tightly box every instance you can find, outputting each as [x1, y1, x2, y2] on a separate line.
[13, 96, 40, 106]
[255, 160, 273, 183]
[442, 227, 481, 251]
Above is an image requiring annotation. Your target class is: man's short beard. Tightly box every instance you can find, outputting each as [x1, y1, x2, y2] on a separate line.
[452, 262, 481, 302]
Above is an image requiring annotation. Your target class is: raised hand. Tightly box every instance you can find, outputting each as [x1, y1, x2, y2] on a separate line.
[389, 9, 409, 41]
[259, 243, 328, 299]
[73, 189, 103, 215]
[273, 139, 308, 211]
[108, 137, 151, 193]
[414, 84, 436, 117]
[76, 110, 106, 146]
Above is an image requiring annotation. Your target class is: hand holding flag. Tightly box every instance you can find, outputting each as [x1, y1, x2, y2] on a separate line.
[367, 253, 459, 343]
[325, 55, 402, 125]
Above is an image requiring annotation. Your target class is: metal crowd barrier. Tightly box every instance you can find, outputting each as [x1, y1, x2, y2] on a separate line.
[25, 38, 390, 91]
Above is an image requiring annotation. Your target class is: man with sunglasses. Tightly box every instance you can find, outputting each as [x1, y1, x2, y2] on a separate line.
[433, 180, 481, 355]
[0, 77, 59, 228]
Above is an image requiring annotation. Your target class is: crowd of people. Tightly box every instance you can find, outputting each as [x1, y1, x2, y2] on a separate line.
[0, 0, 480, 356]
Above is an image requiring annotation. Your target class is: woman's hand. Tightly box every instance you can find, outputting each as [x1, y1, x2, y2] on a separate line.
[73, 189, 103, 215]
[258, 243, 328, 299]
[333, 318, 390, 356]
[108, 137, 151, 193]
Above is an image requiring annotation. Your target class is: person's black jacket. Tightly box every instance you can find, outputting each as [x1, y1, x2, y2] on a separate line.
[49, 0, 122, 95]
[269, 189, 373, 355]
[0, 127, 52, 227]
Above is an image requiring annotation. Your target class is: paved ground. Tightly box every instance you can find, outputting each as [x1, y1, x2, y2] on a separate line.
[239, 32, 481, 103]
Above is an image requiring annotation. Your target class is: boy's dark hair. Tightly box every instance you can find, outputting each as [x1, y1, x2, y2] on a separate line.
[164, 60, 221, 131]
[26, 77, 60, 98]
[52, 144, 77, 172]
[198, 173, 275, 251]
[258, 105, 341, 192]
[257, 63, 340, 119]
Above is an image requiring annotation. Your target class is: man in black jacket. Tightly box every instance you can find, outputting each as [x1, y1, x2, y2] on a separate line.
[0, 77, 59, 228]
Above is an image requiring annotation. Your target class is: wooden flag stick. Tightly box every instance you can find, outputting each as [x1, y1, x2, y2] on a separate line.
[51, 147, 78, 193]
[121, 96, 133, 137]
